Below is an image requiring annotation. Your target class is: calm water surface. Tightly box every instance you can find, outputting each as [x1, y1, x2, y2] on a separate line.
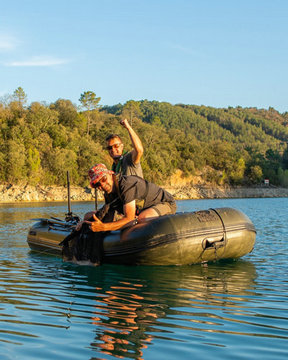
[0, 198, 287, 359]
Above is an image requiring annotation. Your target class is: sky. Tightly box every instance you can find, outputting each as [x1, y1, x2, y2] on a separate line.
[1, 0, 288, 112]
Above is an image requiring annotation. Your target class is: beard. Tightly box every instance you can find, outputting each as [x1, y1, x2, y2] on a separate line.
[112, 154, 123, 161]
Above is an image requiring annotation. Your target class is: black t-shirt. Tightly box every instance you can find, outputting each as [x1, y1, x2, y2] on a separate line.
[105, 175, 175, 215]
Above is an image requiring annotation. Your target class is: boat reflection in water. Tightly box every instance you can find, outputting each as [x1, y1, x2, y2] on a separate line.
[48, 260, 257, 358]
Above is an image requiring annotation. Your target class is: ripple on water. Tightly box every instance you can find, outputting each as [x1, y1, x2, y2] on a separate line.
[0, 199, 287, 360]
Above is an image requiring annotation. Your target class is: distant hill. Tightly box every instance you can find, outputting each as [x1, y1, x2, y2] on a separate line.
[103, 101, 288, 186]
[1, 92, 287, 187]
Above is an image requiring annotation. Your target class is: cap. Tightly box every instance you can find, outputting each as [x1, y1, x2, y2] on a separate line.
[88, 163, 114, 187]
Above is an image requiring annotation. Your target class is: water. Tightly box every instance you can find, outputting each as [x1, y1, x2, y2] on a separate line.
[0, 198, 287, 359]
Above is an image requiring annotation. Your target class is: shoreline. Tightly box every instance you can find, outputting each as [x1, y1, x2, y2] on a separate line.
[0, 183, 287, 203]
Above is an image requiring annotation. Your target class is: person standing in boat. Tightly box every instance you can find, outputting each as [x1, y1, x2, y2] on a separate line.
[80, 163, 176, 232]
[105, 118, 144, 178]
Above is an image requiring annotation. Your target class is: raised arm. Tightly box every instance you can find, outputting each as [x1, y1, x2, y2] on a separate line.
[120, 118, 143, 164]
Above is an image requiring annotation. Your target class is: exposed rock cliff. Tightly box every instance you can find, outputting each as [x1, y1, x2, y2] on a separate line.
[0, 183, 287, 203]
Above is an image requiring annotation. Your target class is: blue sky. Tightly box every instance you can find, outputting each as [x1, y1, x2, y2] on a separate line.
[1, 0, 288, 112]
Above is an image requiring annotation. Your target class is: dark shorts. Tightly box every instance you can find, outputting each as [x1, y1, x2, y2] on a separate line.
[149, 202, 177, 216]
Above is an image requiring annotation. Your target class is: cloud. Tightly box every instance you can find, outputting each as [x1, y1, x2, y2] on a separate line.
[5, 56, 70, 67]
[0, 34, 19, 51]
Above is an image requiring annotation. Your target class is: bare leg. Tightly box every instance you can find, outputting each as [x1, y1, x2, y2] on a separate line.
[138, 208, 159, 221]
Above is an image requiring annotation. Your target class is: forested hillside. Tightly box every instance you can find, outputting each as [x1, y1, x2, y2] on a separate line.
[1, 88, 288, 187]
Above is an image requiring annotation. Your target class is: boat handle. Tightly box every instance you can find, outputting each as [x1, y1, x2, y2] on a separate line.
[202, 235, 225, 250]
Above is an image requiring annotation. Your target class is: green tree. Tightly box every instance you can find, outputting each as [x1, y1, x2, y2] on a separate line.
[50, 99, 80, 128]
[282, 143, 288, 169]
[73, 137, 107, 185]
[13, 87, 27, 107]
[151, 115, 162, 126]
[0, 150, 6, 181]
[27, 102, 59, 136]
[47, 123, 69, 148]
[6, 140, 27, 182]
[79, 91, 101, 135]
[228, 158, 246, 184]
[26, 147, 41, 184]
[277, 168, 288, 187]
[48, 148, 78, 185]
[122, 100, 143, 125]
[249, 165, 263, 184]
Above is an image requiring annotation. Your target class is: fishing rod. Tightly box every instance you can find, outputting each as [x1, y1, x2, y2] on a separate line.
[94, 187, 98, 210]
[67, 171, 72, 217]
[65, 171, 80, 223]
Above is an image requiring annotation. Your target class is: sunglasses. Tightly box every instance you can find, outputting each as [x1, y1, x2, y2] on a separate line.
[106, 143, 122, 151]
[93, 175, 107, 188]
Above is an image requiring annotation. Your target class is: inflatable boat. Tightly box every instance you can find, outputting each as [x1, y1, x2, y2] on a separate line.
[27, 207, 256, 266]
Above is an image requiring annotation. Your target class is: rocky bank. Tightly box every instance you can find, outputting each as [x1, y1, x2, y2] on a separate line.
[0, 183, 287, 203]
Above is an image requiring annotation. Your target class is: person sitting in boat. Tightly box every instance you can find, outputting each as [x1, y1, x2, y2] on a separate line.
[78, 163, 176, 232]
[105, 118, 144, 178]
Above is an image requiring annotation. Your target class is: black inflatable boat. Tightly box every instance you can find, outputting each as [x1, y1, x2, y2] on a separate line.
[27, 207, 256, 266]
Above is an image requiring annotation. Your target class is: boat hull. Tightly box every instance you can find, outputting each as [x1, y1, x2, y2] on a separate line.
[27, 207, 256, 266]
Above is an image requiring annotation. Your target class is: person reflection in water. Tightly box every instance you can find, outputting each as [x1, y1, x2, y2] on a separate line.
[89, 281, 159, 358]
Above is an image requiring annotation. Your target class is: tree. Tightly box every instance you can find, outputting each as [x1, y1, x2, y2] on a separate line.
[50, 99, 79, 128]
[265, 149, 282, 171]
[6, 140, 27, 182]
[79, 91, 101, 111]
[27, 102, 59, 136]
[230, 158, 245, 184]
[278, 168, 288, 187]
[26, 147, 41, 184]
[151, 115, 162, 126]
[74, 137, 107, 185]
[79, 91, 101, 135]
[48, 148, 78, 185]
[282, 143, 288, 169]
[13, 87, 27, 107]
[249, 165, 263, 184]
[122, 100, 143, 126]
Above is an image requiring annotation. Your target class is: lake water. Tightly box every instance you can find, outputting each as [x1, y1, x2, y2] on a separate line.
[0, 198, 287, 360]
